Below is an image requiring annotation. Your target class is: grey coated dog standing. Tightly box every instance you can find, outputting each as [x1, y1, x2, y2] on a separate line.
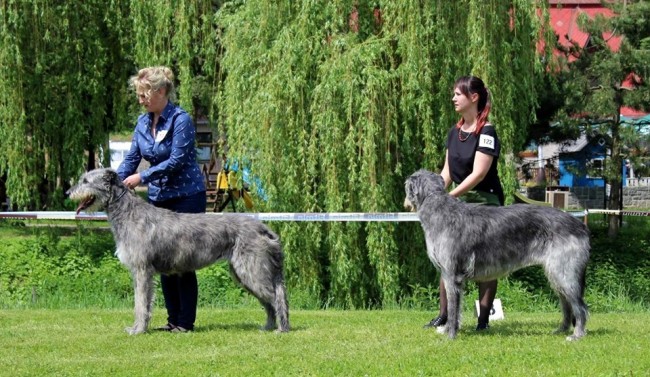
[67, 168, 289, 334]
[404, 169, 589, 341]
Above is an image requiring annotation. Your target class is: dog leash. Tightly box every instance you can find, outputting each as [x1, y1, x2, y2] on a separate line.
[111, 188, 129, 204]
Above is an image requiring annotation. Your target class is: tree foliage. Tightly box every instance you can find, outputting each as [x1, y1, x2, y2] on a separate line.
[1, 0, 550, 307]
[552, 0, 650, 237]
[0, 0, 220, 209]
[0, 0, 133, 208]
[217, 0, 549, 307]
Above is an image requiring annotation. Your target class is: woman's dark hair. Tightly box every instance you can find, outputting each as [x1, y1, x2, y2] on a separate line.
[454, 75, 491, 134]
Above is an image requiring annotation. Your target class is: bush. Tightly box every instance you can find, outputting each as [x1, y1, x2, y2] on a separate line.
[0, 241, 55, 307]
[398, 215, 650, 313]
[583, 216, 650, 311]
[196, 263, 246, 307]
[0, 225, 249, 309]
[1, 217, 649, 311]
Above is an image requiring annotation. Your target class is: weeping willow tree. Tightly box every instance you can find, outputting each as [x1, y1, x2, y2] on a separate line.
[1, 0, 551, 308]
[129, 0, 222, 120]
[0, 0, 220, 209]
[552, 1, 650, 237]
[0, 0, 132, 209]
[217, 0, 551, 308]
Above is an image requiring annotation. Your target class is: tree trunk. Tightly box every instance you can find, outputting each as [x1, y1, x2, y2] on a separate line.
[0, 173, 7, 210]
[87, 144, 96, 171]
[607, 119, 622, 238]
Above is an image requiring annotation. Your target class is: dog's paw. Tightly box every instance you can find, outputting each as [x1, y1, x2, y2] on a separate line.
[553, 327, 569, 335]
[261, 322, 278, 331]
[446, 332, 458, 340]
[125, 326, 146, 335]
[565, 331, 586, 341]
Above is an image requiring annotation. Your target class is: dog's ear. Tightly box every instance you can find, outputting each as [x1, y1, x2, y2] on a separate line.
[405, 176, 418, 202]
[103, 169, 120, 188]
[406, 171, 428, 204]
[430, 173, 446, 193]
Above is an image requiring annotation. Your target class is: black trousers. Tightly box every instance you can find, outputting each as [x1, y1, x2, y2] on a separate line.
[151, 190, 207, 330]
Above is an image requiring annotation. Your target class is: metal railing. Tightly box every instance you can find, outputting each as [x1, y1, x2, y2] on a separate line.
[626, 177, 650, 187]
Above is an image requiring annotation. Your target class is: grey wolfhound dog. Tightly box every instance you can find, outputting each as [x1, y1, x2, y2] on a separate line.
[403, 169, 589, 341]
[67, 168, 289, 334]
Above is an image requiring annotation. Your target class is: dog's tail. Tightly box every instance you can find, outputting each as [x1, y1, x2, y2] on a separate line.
[274, 274, 290, 332]
[579, 244, 589, 318]
[255, 224, 289, 331]
[269, 236, 289, 332]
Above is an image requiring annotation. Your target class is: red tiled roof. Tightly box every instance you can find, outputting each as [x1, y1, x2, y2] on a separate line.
[549, 0, 607, 5]
[549, 3, 621, 57]
[621, 107, 647, 118]
[547, 2, 647, 118]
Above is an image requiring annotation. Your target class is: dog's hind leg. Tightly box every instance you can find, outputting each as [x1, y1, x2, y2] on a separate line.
[545, 255, 589, 341]
[567, 297, 588, 341]
[442, 275, 463, 339]
[554, 295, 573, 334]
[127, 267, 155, 335]
[556, 285, 588, 341]
[563, 280, 588, 341]
[229, 262, 280, 331]
[568, 261, 589, 341]
[261, 302, 277, 331]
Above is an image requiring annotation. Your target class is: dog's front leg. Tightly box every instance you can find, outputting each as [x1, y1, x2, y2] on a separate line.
[126, 267, 155, 335]
[443, 275, 463, 339]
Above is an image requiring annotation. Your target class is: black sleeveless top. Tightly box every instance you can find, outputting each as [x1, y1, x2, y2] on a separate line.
[446, 124, 504, 205]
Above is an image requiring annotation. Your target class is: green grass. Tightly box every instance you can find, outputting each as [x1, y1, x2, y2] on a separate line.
[2, 309, 648, 376]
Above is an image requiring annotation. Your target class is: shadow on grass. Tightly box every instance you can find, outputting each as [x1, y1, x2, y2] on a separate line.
[194, 322, 304, 333]
[465, 319, 613, 338]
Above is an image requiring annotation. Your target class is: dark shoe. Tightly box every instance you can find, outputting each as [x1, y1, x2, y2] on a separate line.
[424, 315, 448, 328]
[155, 323, 177, 332]
[476, 323, 490, 331]
[170, 326, 191, 333]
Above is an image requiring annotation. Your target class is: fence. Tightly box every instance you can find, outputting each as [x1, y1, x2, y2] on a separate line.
[0, 209, 634, 224]
[627, 177, 650, 187]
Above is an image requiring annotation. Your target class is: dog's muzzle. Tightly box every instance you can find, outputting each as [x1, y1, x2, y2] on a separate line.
[67, 188, 97, 215]
[403, 197, 416, 212]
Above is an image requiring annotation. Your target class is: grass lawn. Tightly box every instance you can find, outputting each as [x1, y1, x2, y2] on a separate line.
[1, 309, 648, 376]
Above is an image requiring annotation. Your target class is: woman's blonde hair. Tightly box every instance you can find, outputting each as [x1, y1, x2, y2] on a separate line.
[129, 66, 176, 102]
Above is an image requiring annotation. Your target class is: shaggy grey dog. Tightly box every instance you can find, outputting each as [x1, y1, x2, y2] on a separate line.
[404, 169, 589, 341]
[67, 168, 289, 334]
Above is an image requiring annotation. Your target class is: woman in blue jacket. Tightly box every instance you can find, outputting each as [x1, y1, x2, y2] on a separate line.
[117, 66, 206, 333]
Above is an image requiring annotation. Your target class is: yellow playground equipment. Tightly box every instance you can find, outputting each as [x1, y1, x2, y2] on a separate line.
[203, 153, 254, 212]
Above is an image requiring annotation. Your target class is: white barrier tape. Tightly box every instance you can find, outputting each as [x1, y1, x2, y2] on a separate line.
[0, 210, 608, 221]
[587, 209, 650, 217]
[573, 210, 589, 218]
[243, 212, 422, 222]
[0, 211, 107, 221]
[0, 211, 421, 222]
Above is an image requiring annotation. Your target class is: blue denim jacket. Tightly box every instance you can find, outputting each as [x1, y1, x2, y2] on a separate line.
[116, 101, 206, 201]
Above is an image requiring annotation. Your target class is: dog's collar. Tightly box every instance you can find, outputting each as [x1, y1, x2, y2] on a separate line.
[111, 188, 129, 204]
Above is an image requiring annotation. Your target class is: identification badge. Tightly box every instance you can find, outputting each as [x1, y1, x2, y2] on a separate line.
[478, 134, 495, 149]
[155, 130, 168, 142]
